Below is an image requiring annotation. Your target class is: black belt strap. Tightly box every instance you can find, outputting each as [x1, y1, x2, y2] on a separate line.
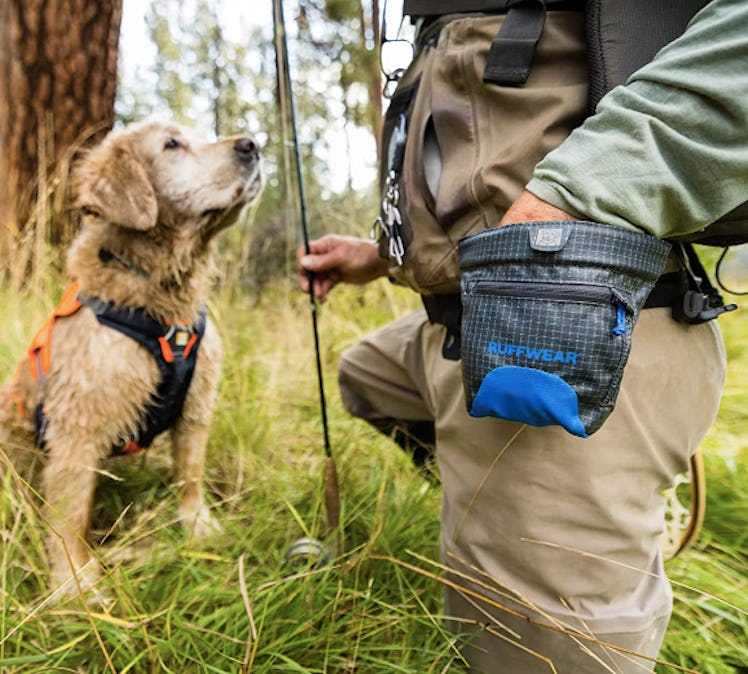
[422, 294, 463, 360]
[643, 272, 683, 309]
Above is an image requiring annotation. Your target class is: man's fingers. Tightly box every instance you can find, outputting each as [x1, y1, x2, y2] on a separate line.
[298, 270, 311, 293]
[298, 266, 339, 303]
[299, 245, 344, 274]
[313, 276, 332, 303]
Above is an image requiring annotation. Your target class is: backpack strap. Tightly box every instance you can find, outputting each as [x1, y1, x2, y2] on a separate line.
[405, 0, 509, 12]
[404, 0, 584, 87]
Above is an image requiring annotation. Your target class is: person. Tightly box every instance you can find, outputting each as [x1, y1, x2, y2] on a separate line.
[297, 0, 745, 671]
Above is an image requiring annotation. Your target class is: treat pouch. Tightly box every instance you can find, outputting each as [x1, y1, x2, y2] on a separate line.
[458, 221, 671, 437]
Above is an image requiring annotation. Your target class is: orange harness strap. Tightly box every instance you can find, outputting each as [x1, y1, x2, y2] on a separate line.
[11, 282, 82, 420]
[27, 281, 83, 381]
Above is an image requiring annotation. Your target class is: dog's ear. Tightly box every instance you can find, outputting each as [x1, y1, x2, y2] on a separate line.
[75, 140, 158, 231]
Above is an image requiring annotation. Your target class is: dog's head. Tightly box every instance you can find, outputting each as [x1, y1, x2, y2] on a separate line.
[68, 120, 263, 319]
[73, 120, 263, 236]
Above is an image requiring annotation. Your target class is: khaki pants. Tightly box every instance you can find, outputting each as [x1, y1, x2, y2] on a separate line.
[339, 308, 725, 672]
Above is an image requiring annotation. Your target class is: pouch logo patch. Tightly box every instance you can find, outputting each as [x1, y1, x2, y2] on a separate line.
[537, 228, 563, 247]
[529, 226, 571, 251]
[486, 340, 579, 365]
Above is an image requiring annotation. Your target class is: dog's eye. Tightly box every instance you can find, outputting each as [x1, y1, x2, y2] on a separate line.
[164, 138, 181, 150]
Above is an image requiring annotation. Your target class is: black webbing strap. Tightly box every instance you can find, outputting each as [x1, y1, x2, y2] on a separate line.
[642, 272, 683, 309]
[483, 0, 546, 86]
[422, 294, 462, 360]
[670, 243, 737, 323]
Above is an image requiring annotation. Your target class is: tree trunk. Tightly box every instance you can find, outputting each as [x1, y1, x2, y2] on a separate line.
[0, 0, 122, 273]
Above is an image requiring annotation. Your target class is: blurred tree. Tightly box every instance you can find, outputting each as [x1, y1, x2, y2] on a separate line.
[293, 0, 382, 172]
[143, 0, 257, 139]
[0, 0, 122, 278]
[327, 0, 381, 159]
[144, 3, 193, 127]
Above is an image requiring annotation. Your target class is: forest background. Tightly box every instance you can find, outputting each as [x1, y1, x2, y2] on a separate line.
[0, 1, 745, 672]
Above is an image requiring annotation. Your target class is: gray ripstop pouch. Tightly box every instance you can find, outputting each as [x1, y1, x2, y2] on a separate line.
[458, 221, 671, 437]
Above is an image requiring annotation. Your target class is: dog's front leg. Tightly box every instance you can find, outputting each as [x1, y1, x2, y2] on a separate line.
[42, 437, 106, 596]
[170, 421, 221, 537]
[170, 319, 223, 538]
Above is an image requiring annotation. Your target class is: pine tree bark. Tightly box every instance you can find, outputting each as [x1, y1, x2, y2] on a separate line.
[0, 0, 122, 263]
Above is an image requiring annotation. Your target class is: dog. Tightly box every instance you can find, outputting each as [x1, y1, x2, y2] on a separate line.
[0, 119, 262, 596]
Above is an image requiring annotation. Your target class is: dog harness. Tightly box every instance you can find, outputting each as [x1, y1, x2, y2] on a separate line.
[26, 281, 206, 454]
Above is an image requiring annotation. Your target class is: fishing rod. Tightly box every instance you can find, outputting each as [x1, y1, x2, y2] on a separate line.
[273, 0, 341, 566]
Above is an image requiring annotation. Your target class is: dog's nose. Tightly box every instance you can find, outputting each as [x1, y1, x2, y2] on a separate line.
[234, 137, 259, 165]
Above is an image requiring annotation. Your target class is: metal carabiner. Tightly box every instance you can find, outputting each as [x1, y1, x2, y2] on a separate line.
[370, 216, 383, 243]
[389, 232, 405, 266]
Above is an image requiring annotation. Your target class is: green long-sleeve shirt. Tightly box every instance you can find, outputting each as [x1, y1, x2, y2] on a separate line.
[527, 0, 748, 239]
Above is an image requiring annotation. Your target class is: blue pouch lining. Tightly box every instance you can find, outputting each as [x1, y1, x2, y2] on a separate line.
[469, 365, 588, 438]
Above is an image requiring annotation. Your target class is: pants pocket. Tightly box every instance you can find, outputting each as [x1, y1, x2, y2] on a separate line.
[459, 221, 671, 436]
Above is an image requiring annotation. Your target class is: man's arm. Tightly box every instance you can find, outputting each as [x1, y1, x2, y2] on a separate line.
[521, 0, 748, 237]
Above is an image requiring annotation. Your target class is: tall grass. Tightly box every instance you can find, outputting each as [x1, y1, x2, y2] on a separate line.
[0, 270, 746, 673]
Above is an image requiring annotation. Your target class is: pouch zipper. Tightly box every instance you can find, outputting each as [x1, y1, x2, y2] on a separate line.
[465, 280, 630, 335]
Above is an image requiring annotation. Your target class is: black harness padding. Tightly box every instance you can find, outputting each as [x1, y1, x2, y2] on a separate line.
[585, 0, 712, 111]
[79, 296, 207, 453]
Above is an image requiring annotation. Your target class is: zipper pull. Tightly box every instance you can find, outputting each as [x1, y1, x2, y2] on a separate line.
[612, 303, 627, 335]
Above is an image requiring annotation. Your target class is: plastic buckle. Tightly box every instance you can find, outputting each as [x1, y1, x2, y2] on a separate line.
[673, 290, 738, 324]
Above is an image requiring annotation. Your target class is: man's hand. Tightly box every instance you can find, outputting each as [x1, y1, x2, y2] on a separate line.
[499, 190, 576, 226]
[297, 234, 389, 302]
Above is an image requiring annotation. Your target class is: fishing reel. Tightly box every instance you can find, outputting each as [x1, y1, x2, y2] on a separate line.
[283, 537, 333, 570]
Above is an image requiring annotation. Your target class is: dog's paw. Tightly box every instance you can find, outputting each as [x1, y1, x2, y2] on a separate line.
[49, 559, 109, 606]
[179, 503, 223, 539]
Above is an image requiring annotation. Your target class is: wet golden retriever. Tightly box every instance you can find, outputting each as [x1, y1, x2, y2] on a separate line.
[0, 120, 262, 597]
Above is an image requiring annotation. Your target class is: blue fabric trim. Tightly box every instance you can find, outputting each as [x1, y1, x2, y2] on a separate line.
[469, 366, 588, 438]
[613, 303, 627, 335]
